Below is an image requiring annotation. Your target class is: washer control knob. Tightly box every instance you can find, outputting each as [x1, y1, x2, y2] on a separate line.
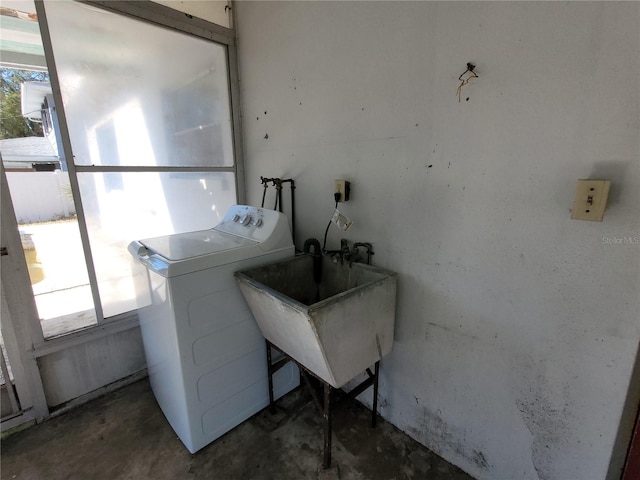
[252, 218, 263, 228]
[240, 215, 252, 226]
[232, 214, 240, 223]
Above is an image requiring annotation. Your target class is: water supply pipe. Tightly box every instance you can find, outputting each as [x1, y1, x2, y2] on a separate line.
[303, 238, 322, 284]
[261, 176, 296, 246]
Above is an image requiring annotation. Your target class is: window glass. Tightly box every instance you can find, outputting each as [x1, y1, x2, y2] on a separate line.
[77, 171, 236, 317]
[6, 173, 98, 338]
[44, 1, 234, 167]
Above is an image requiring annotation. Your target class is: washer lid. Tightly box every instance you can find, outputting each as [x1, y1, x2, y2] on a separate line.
[139, 229, 257, 261]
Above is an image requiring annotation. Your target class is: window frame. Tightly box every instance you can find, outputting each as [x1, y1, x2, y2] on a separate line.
[31, 0, 245, 352]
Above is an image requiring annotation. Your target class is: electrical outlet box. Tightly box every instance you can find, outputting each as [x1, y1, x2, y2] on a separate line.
[335, 180, 350, 202]
[571, 179, 610, 222]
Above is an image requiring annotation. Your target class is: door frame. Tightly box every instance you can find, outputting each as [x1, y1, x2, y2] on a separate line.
[1, 161, 49, 431]
[622, 404, 640, 480]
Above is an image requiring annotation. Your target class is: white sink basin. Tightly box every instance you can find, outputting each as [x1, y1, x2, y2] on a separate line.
[235, 255, 397, 388]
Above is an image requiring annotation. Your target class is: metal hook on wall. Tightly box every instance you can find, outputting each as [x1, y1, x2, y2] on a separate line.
[457, 62, 478, 102]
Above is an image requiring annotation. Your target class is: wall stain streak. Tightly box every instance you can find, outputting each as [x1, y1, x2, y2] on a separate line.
[516, 393, 570, 480]
[425, 322, 479, 342]
[408, 406, 492, 474]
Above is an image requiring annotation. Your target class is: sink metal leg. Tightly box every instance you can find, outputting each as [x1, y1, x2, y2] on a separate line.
[266, 340, 276, 414]
[323, 382, 332, 469]
[264, 340, 382, 469]
[372, 361, 380, 428]
[266, 340, 296, 414]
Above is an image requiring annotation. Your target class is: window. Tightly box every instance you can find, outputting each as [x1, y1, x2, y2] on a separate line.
[36, 0, 243, 332]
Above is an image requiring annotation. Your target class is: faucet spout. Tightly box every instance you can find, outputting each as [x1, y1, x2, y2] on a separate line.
[352, 242, 374, 265]
[303, 238, 323, 284]
[303, 238, 321, 256]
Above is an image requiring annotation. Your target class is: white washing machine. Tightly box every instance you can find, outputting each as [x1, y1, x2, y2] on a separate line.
[128, 205, 299, 453]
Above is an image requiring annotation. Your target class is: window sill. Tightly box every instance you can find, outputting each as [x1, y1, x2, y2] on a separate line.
[30, 312, 140, 358]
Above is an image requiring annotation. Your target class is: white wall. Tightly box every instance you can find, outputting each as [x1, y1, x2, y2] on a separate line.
[153, 0, 231, 28]
[37, 329, 146, 407]
[235, 2, 640, 479]
[6, 171, 75, 223]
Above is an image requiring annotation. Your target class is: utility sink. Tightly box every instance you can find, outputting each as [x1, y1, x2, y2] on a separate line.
[235, 255, 397, 388]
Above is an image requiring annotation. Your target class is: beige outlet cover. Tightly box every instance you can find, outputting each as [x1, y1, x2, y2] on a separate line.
[571, 179, 611, 221]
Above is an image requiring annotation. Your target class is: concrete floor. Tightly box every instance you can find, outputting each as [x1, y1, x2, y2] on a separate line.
[1, 379, 474, 480]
